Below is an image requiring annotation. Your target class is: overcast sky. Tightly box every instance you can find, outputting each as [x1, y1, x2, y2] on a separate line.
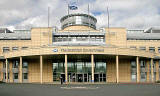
[0, 0, 160, 30]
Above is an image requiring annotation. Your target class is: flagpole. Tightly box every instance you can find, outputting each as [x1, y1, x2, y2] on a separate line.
[48, 7, 49, 27]
[107, 6, 110, 45]
[68, 4, 69, 45]
[68, 4, 69, 15]
[88, 4, 91, 45]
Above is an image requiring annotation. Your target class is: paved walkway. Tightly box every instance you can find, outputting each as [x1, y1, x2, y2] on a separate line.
[0, 83, 160, 96]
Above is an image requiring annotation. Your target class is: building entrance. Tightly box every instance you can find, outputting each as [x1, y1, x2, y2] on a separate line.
[68, 73, 92, 82]
[52, 55, 107, 83]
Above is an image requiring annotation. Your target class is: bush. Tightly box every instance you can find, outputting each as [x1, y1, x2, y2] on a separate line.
[0, 81, 5, 83]
[156, 80, 160, 83]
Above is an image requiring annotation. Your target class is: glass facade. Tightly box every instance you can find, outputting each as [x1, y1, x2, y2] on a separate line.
[94, 61, 106, 82]
[53, 35, 105, 43]
[140, 60, 146, 82]
[52, 60, 106, 82]
[61, 14, 97, 29]
[52, 62, 65, 82]
[131, 60, 136, 82]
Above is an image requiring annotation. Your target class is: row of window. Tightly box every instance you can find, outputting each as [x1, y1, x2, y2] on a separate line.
[130, 46, 160, 53]
[53, 36, 105, 42]
[3, 60, 28, 68]
[2, 46, 28, 53]
[4, 73, 28, 79]
[131, 60, 160, 81]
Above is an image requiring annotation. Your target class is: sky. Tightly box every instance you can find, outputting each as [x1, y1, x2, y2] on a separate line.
[0, 0, 160, 30]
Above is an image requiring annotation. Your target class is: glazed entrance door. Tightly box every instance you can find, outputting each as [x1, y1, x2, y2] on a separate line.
[68, 73, 76, 82]
[94, 73, 106, 82]
[75, 73, 91, 82]
[77, 74, 83, 82]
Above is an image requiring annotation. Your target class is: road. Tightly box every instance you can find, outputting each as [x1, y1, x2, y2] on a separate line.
[0, 83, 160, 96]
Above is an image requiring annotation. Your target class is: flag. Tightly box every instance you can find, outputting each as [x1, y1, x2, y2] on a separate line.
[69, 5, 78, 10]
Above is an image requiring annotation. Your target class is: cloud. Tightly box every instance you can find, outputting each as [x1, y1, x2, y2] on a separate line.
[0, 0, 160, 30]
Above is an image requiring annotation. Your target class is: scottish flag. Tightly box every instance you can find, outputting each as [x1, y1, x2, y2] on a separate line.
[68, 1, 78, 10]
[69, 5, 78, 10]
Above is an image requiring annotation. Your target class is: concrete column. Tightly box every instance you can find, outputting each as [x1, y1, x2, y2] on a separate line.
[65, 54, 68, 83]
[156, 60, 159, 81]
[19, 56, 23, 83]
[146, 60, 150, 82]
[5, 59, 8, 83]
[40, 55, 43, 84]
[136, 56, 140, 83]
[91, 54, 94, 82]
[151, 58, 154, 82]
[116, 55, 119, 83]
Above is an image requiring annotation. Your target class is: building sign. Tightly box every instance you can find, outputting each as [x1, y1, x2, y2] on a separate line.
[61, 48, 104, 52]
[53, 49, 58, 52]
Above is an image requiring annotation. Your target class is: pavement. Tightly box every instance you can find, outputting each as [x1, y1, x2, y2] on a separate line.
[0, 83, 160, 96]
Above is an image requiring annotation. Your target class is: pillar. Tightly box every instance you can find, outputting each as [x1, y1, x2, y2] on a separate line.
[40, 55, 43, 84]
[65, 54, 68, 83]
[151, 58, 154, 82]
[91, 54, 94, 82]
[156, 60, 159, 81]
[19, 56, 22, 83]
[116, 55, 119, 83]
[5, 59, 8, 83]
[136, 56, 140, 83]
[146, 60, 150, 82]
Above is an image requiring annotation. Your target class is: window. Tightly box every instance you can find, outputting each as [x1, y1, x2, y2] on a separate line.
[140, 60, 145, 68]
[158, 47, 160, 53]
[4, 73, 9, 79]
[23, 73, 28, 79]
[23, 61, 28, 68]
[141, 73, 146, 79]
[3, 61, 6, 68]
[3, 61, 9, 68]
[14, 73, 18, 79]
[131, 61, 136, 68]
[130, 46, 136, 49]
[12, 47, 18, 51]
[159, 60, 160, 68]
[139, 47, 146, 51]
[13, 60, 19, 68]
[149, 47, 155, 52]
[21, 47, 28, 50]
[3, 47, 9, 52]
